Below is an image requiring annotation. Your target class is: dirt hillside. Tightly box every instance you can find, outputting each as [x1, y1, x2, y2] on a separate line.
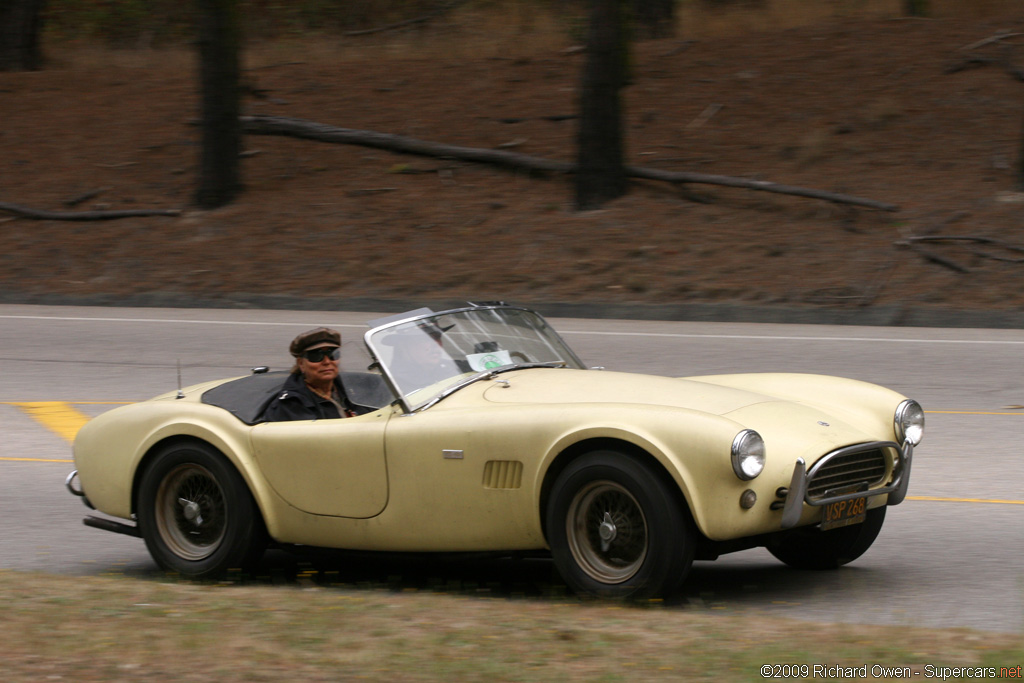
[3, 10, 1024, 324]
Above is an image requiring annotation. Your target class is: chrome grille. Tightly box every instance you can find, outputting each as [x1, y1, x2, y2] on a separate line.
[806, 444, 889, 501]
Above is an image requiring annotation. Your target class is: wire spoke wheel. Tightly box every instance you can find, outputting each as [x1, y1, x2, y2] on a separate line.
[139, 442, 267, 579]
[547, 450, 695, 599]
[566, 480, 649, 584]
[154, 463, 227, 562]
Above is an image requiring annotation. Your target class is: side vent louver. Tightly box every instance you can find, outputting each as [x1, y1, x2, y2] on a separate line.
[483, 460, 523, 489]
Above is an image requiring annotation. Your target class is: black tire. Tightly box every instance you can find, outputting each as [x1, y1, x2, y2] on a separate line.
[137, 441, 266, 579]
[767, 506, 886, 570]
[545, 450, 695, 600]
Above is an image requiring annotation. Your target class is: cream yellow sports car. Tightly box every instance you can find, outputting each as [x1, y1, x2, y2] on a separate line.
[68, 304, 923, 599]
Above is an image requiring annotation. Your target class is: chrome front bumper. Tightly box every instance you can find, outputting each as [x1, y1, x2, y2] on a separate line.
[779, 439, 913, 529]
[65, 470, 90, 506]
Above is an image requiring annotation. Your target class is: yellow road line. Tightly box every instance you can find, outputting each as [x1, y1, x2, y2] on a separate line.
[908, 495, 1024, 506]
[0, 401, 130, 405]
[0, 457, 74, 463]
[10, 402, 92, 443]
[926, 410, 1024, 416]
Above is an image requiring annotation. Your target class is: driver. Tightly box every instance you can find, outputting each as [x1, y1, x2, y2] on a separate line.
[262, 327, 374, 421]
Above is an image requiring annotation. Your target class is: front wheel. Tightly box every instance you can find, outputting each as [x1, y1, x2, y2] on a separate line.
[545, 451, 695, 600]
[767, 506, 886, 570]
[137, 442, 266, 578]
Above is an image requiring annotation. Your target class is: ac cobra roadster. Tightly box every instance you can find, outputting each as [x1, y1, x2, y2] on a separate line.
[68, 304, 923, 599]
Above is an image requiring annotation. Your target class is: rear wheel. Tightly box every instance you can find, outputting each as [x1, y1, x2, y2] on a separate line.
[767, 506, 886, 570]
[546, 450, 695, 599]
[137, 442, 266, 578]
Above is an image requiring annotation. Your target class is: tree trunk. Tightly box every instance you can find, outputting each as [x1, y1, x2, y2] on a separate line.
[575, 0, 629, 211]
[0, 0, 45, 71]
[195, 0, 243, 209]
[633, 0, 675, 40]
[1018, 108, 1024, 191]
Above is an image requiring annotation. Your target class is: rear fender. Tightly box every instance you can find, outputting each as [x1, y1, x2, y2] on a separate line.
[129, 419, 271, 522]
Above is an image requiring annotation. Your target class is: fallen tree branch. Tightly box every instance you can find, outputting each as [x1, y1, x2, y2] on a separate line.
[902, 234, 1024, 251]
[896, 240, 971, 273]
[685, 103, 723, 130]
[961, 32, 1024, 52]
[944, 55, 998, 74]
[345, 0, 468, 37]
[624, 166, 898, 211]
[64, 187, 111, 207]
[242, 114, 573, 172]
[0, 201, 180, 221]
[946, 54, 1024, 81]
[947, 32, 1024, 81]
[900, 234, 1024, 263]
[242, 114, 899, 211]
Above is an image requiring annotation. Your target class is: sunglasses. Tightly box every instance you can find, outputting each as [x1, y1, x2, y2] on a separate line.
[302, 347, 340, 363]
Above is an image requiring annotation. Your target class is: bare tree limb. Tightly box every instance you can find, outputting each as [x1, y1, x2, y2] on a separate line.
[944, 55, 998, 74]
[961, 32, 1024, 52]
[685, 103, 723, 130]
[241, 114, 899, 211]
[900, 234, 1024, 263]
[345, 1, 468, 37]
[902, 234, 1024, 251]
[64, 187, 111, 207]
[624, 166, 899, 211]
[947, 32, 1024, 81]
[896, 240, 971, 273]
[0, 201, 180, 221]
[242, 114, 573, 171]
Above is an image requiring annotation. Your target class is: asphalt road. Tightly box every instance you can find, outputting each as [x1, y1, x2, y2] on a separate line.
[1, 304, 1021, 633]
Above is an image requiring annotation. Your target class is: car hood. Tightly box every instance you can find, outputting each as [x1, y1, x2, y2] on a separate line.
[480, 367, 890, 449]
[482, 368, 784, 415]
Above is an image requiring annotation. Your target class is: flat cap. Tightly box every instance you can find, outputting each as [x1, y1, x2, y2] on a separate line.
[289, 327, 341, 356]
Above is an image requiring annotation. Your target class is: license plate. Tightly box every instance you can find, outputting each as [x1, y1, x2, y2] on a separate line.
[821, 496, 867, 531]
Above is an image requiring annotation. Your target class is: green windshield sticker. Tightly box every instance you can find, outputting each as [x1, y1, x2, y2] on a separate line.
[467, 350, 513, 372]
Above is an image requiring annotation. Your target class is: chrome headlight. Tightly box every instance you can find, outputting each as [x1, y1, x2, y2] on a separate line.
[894, 399, 925, 446]
[731, 429, 765, 480]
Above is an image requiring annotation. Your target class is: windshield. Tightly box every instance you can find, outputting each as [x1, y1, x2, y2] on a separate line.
[365, 306, 585, 411]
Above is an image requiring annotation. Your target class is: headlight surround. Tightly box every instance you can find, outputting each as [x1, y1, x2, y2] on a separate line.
[731, 429, 766, 480]
[894, 399, 925, 446]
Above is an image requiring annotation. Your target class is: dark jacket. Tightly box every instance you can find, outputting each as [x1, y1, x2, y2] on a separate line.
[261, 372, 374, 422]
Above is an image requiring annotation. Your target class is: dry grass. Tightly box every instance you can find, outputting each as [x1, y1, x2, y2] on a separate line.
[2, 570, 1021, 681]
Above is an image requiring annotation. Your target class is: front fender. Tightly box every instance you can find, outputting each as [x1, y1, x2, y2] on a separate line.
[536, 404, 761, 541]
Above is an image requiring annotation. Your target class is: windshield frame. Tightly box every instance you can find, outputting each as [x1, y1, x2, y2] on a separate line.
[363, 305, 585, 413]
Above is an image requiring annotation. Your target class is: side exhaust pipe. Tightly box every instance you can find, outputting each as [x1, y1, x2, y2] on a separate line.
[83, 515, 141, 538]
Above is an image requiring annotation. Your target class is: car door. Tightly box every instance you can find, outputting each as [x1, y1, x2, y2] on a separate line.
[249, 409, 391, 518]
[376, 405, 547, 550]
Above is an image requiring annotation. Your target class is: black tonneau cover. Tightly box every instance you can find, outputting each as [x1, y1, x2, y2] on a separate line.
[201, 371, 393, 424]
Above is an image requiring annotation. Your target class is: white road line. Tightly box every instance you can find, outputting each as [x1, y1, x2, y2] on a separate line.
[3, 314, 1024, 345]
[561, 331, 1024, 345]
[0, 314, 367, 329]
